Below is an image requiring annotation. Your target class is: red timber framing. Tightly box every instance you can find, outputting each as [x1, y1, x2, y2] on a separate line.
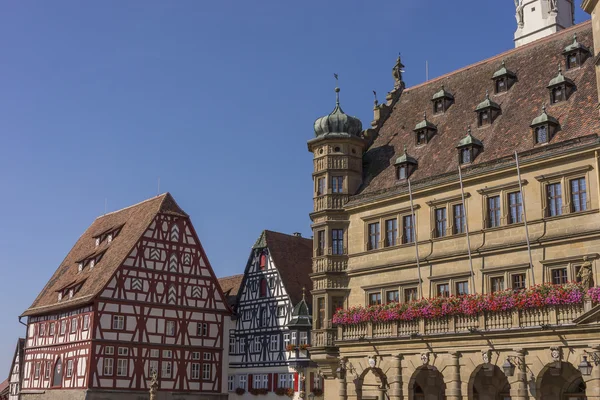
[20, 195, 231, 396]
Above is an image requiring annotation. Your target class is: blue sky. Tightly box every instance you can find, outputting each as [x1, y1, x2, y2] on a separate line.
[0, 1, 590, 376]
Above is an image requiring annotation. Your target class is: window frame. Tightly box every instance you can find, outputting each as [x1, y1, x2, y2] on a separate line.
[331, 228, 345, 255]
[427, 195, 467, 239]
[367, 291, 382, 306]
[363, 206, 419, 251]
[331, 176, 344, 194]
[112, 315, 125, 330]
[536, 167, 592, 219]
[482, 265, 530, 293]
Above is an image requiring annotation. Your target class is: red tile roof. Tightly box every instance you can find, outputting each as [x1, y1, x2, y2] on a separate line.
[354, 21, 600, 202]
[218, 274, 244, 308]
[22, 193, 187, 317]
[0, 379, 8, 395]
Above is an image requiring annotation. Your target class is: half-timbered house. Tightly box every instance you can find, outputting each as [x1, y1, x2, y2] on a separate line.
[8, 338, 24, 400]
[226, 231, 323, 400]
[19, 193, 232, 400]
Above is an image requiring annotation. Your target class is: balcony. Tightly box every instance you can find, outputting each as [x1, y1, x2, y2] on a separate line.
[313, 257, 348, 274]
[338, 303, 585, 341]
[313, 194, 349, 212]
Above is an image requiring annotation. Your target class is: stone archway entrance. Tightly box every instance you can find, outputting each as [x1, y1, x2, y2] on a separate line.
[355, 367, 389, 400]
[469, 364, 511, 400]
[537, 362, 586, 400]
[409, 366, 445, 400]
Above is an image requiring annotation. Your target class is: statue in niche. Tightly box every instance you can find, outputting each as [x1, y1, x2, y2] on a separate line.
[514, 0, 525, 28]
[578, 256, 594, 291]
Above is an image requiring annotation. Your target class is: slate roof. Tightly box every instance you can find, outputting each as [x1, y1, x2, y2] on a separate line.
[218, 274, 244, 308]
[22, 193, 188, 317]
[250, 230, 313, 306]
[355, 21, 600, 203]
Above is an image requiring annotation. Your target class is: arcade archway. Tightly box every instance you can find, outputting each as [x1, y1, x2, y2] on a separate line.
[468, 364, 511, 400]
[409, 366, 445, 400]
[537, 362, 586, 400]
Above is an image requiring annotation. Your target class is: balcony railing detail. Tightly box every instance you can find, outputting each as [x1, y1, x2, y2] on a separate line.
[337, 304, 585, 341]
[314, 194, 349, 212]
[311, 329, 337, 347]
[313, 257, 348, 273]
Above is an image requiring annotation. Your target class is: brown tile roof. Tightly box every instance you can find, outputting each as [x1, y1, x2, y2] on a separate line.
[218, 274, 244, 308]
[356, 21, 600, 202]
[0, 379, 8, 395]
[21, 193, 187, 317]
[262, 230, 313, 306]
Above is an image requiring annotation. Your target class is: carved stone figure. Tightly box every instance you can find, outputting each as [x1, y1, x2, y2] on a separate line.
[578, 256, 594, 291]
[515, 0, 525, 28]
[368, 357, 376, 369]
[149, 371, 159, 400]
[550, 346, 561, 362]
[482, 350, 491, 364]
[421, 352, 430, 365]
[392, 55, 404, 89]
[549, 0, 558, 12]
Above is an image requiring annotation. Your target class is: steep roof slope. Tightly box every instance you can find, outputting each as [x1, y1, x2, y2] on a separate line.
[357, 21, 600, 201]
[22, 193, 187, 317]
[218, 274, 244, 308]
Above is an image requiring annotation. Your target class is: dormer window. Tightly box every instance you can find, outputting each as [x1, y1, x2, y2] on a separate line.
[413, 112, 437, 145]
[547, 65, 575, 104]
[58, 292, 63, 302]
[68, 289, 74, 299]
[431, 85, 454, 115]
[531, 104, 560, 145]
[90, 259, 95, 269]
[563, 34, 590, 70]
[95, 238, 100, 247]
[475, 91, 501, 127]
[107, 234, 113, 243]
[492, 60, 517, 94]
[456, 127, 483, 165]
[78, 263, 84, 272]
[394, 146, 418, 180]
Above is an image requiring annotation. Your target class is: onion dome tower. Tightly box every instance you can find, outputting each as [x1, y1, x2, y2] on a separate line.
[306, 77, 367, 376]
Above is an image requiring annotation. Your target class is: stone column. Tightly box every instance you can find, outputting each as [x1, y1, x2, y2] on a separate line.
[389, 354, 403, 400]
[445, 351, 462, 400]
[510, 348, 529, 400]
[586, 346, 600, 400]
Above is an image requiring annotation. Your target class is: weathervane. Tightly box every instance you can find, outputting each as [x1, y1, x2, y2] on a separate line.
[334, 73, 340, 104]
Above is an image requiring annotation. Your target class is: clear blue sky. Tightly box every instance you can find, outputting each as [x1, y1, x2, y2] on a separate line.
[0, 1, 590, 376]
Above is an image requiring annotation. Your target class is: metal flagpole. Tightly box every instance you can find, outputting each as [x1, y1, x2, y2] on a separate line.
[408, 179, 424, 297]
[457, 167, 476, 293]
[514, 151, 535, 286]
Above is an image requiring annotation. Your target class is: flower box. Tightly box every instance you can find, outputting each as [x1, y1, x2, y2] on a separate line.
[249, 388, 269, 395]
[236, 388, 246, 395]
[275, 387, 294, 397]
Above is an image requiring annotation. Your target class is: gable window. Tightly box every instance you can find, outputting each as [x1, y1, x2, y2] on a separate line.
[487, 196, 501, 228]
[434, 208, 447, 238]
[368, 292, 382, 306]
[385, 218, 398, 247]
[331, 176, 343, 193]
[551, 268, 568, 284]
[316, 230, 325, 256]
[277, 306, 285, 317]
[456, 281, 469, 296]
[368, 222, 380, 250]
[436, 283, 450, 298]
[571, 178, 587, 212]
[403, 215, 415, 244]
[453, 204, 465, 234]
[259, 278, 267, 298]
[508, 192, 523, 224]
[332, 229, 344, 255]
[260, 309, 268, 326]
[491, 276, 505, 292]
[546, 182, 563, 217]
[259, 254, 267, 270]
[386, 290, 399, 304]
[112, 315, 124, 330]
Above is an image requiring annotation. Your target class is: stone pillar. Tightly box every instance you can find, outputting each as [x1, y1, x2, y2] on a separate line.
[339, 365, 348, 400]
[445, 351, 462, 400]
[510, 348, 529, 400]
[389, 354, 403, 400]
[586, 346, 600, 400]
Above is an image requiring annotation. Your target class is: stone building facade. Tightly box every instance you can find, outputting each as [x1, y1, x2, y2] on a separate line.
[309, 3, 600, 400]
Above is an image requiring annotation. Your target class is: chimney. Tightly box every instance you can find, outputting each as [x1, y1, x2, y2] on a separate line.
[293, 232, 302, 237]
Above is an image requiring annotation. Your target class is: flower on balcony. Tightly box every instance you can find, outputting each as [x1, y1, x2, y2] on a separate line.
[332, 282, 590, 326]
[286, 344, 296, 352]
[299, 343, 311, 351]
[249, 388, 269, 395]
[275, 388, 294, 397]
[236, 388, 246, 395]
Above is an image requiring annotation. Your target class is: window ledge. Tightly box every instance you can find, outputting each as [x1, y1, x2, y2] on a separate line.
[542, 208, 598, 222]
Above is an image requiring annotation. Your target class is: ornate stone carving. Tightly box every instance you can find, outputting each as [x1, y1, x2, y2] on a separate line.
[421, 352, 430, 365]
[482, 349, 492, 365]
[550, 346, 561, 362]
[514, 0, 524, 28]
[578, 256, 594, 291]
[368, 357, 376, 369]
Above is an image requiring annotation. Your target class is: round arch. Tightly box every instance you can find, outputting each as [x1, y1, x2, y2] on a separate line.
[408, 366, 445, 400]
[354, 367, 389, 400]
[467, 364, 511, 400]
[536, 361, 586, 400]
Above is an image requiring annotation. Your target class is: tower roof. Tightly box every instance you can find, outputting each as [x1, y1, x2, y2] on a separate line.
[313, 86, 363, 138]
[288, 288, 312, 328]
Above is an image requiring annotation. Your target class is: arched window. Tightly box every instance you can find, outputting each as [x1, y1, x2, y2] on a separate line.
[52, 358, 63, 388]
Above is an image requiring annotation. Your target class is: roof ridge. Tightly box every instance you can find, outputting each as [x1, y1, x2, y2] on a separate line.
[96, 193, 168, 219]
[404, 20, 591, 94]
[218, 273, 245, 279]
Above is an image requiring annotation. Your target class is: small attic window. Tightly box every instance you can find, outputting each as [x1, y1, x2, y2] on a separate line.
[492, 60, 517, 94]
[394, 146, 418, 180]
[95, 238, 100, 247]
[547, 65, 576, 104]
[460, 148, 472, 164]
[58, 292, 63, 302]
[90, 259, 95, 269]
[457, 127, 483, 165]
[478, 110, 490, 126]
[413, 112, 437, 146]
[563, 34, 590, 70]
[398, 165, 407, 180]
[78, 263, 84, 272]
[68, 289, 74, 299]
[535, 125, 548, 144]
[431, 85, 454, 115]
[107, 234, 113, 243]
[531, 104, 560, 145]
[475, 91, 501, 127]
[434, 100, 444, 114]
[416, 131, 427, 145]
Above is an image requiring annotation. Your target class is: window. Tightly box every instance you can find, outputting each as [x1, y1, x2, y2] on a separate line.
[368, 292, 382, 306]
[239, 375, 247, 390]
[66, 360, 73, 378]
[552, 268, 568, 284]
[239, 338, 245, 353]
[34, 362, 40, 378]
[403, 215, 414, 244]
[453, 204, 465, 234]
[478, 110, 490, 127]
[191, 363, 200, 380]
[149, 360, 158, 376]
[279, 373, 294, 389]
[487, 196, 501, 228]
[112, 315, 124, 330]
[254, 336, 262, 352]
[268, 277, 275, 288]
[197, 323, 208, 337]
[386, 290, 399, 304]
[436, 283, 450, 298]
[291, 331, 297, 345]
[45, 362, 51, 379]
[60, 320, 67, 335]
[277, 306, 285, 317]
[331, 176, 343, 193]
[434, 99, 444, 114]
[316, 230, 325, 256]
[253, 374, 268, 389]
[434, 208, 447, 238]
[332, 229, 344, 255]
[317, 298, 326, 329]
[535, 125, 548, 144]
[260, 309, 268, 327]
[105, 346, 114, 355]
[460, 148, 471, 164]
[283, 333, 290, 347]
[491, 277, 505, 293]
[316, 177, 325, 195]
[571, 178, 587, 212]
[416, 130, 427, 145]
[496, 78, 506, 93]
[270, 334, 279, 351]
[162, 361, 172, 378]
[116, 359, 127, 376]
[508, 192, 523, 224]
[512, 273, 526, 291]
[398, 165, 407, 180]
[259, 278, 267, 297]
[299, 331, 308, 345]
[70, 318, 77, 333]
[150, 349, 159, 358]
[404, 287, 418, 303]
[166, 321, 175, 336]
[368, 222, 380, 250]
[39, 323, 46, 337]
[193, 352, 201, 360]
[228, 375, 235, 392]
[546, 183, 563, 217]
[118, 347, 129, 356]
[83, 315, 90, 331]
[456, 281, 469, 296]
[259, 253, 267, 270]
[49, 323, 55, 336]
[103, 358, 113, 376]
[385, 219, 398, 247]
[163, 350, 172, 358]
